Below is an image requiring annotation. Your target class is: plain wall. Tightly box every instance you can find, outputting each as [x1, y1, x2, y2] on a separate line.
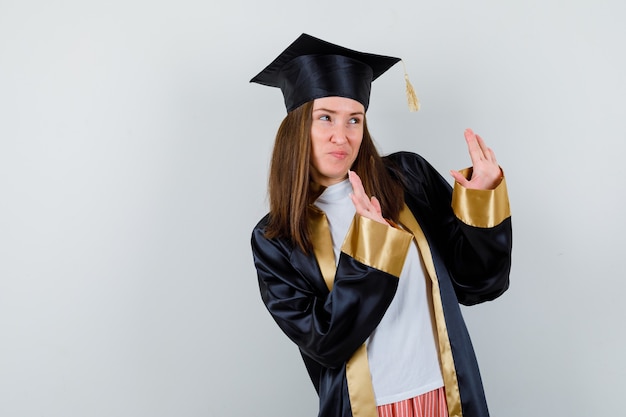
[1, 0, 624, 416]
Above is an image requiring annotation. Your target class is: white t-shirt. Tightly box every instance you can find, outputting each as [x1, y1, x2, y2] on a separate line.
[314, 179, 444, 406]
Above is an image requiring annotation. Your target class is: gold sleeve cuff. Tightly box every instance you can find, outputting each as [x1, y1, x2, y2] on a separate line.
[451, 167, 511, 228]
[341, 215, 413, 277]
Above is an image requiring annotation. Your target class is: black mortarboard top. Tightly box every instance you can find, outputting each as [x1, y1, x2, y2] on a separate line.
[250, 33, 419, 112]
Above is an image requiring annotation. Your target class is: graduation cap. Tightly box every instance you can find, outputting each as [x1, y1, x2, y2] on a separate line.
[250, 33, 419, 112]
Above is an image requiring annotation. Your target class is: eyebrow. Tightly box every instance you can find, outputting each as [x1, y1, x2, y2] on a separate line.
[312, 107, 365, 116]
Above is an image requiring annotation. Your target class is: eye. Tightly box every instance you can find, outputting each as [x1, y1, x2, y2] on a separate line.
[348, 117, 361, 124]
[318, 115, 331, 121]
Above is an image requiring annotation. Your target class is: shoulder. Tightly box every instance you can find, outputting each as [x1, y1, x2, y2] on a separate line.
[384, 150, 426, 164]
[252, 213, 270, 233]
[251, 214, 295, 259]
[383, 151, 440, 182]
[251, 214, 272, 247]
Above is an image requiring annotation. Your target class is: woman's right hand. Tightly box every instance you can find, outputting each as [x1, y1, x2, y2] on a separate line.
[348, 170, 389, 225]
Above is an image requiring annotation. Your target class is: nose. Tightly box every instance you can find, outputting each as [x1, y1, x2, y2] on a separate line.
[330, 123, 348, 144]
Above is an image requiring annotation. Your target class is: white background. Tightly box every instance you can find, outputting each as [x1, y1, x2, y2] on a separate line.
[1, 0, 624, 416]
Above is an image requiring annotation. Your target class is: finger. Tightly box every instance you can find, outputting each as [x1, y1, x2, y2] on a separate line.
[349, 192, 366, 213]
[486, 146, 498, 165]
[464, 128, 485, 163]
[350, 192, 379, 220]
[348, 171, 373, 213]
[348, 171, 365, 200]
[348, 171, 370, 206]
[348, 170, 364, 194]
[450, 170, 469, 187]
[475, 134, 495, 162]
[370, 196, 383, 217]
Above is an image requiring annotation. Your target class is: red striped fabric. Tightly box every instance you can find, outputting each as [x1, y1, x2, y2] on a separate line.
[377, 387, 448, 417]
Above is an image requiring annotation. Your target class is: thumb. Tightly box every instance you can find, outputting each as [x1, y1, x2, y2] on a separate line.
[450, 170, 468, 186]
[370, 196, 382, 215]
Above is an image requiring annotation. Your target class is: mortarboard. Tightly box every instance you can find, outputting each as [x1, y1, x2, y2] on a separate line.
[250, 33, 419, 113]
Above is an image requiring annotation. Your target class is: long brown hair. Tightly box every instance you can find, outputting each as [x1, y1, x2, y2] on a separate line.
[264, 101, 404, 253]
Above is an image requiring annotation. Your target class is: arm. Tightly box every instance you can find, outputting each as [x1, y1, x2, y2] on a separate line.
[446, 174, 512, 305]
[389, 145, 512, 306]
[252, 215, 412, 368]
[447, 129, 512, 304]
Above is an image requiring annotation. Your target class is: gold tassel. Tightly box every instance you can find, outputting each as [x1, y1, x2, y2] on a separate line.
[402, 61, 420, 112]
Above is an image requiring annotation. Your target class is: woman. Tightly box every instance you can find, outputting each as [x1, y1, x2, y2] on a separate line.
[250, 33, 512, 417]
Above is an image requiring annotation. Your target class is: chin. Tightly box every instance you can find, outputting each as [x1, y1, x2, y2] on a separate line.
[330, 170, 349, 180]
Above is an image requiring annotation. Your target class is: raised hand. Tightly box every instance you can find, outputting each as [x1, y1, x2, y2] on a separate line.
[348, 170, 389, 225]
[450, 128, 503, 190]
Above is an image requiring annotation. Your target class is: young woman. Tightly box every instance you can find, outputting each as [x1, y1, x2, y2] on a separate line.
[250, 33, 512, 417]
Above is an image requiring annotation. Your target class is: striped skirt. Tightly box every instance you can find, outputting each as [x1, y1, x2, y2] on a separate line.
[377, 387, 448, 417]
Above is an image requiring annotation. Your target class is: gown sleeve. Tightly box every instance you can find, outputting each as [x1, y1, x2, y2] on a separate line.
[251, 214, 413, 368]
[388, 152, 512, 306]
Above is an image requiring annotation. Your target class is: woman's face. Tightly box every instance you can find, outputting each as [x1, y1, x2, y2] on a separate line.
[309, 96, 364, 187]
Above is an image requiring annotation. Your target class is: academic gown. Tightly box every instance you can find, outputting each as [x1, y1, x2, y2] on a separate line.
[251, 151, 512, 417]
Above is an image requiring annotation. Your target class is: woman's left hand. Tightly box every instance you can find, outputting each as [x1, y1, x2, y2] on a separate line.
[450, 128, 503, 190]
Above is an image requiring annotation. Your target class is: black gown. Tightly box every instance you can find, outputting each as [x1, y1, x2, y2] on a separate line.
[251, 151, 512, 417]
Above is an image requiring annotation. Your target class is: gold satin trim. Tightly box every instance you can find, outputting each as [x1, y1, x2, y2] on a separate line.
[308, 207, 337, 291]
[307, 206, 378, 417]
[399, 204, 463, 417]
[451, 168, 511, 228]
[341, 215, 413, 278]
[345, 344, 379, 417]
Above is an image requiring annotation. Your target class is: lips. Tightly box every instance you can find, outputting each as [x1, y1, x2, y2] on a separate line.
[329, 151, 348, 159]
